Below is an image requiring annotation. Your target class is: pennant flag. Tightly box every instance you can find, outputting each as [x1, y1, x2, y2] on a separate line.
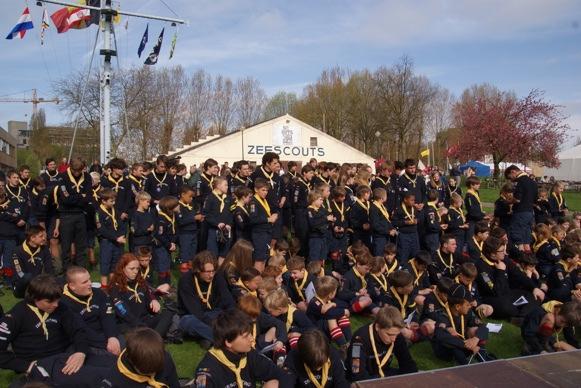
[420, 148, 430, 157]
[169, 31, 178, 59]
[137, 24, 149, 58]
[51, 1, 99, 34]
[41, 9, 50, 45]
[144, 28, 164, 65]
[5, 7, 34, 40]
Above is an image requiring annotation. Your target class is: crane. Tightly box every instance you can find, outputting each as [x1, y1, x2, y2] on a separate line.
[0, 89, 60, 117]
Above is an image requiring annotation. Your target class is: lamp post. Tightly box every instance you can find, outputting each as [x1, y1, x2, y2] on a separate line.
[374, 131, 381, 158]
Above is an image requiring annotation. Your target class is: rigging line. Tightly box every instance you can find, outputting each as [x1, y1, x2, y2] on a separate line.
[0, 90, 34, 98]
[111, 22, 130, 153]
[68, 28, 100, 163]
[158, 0, 180, 18]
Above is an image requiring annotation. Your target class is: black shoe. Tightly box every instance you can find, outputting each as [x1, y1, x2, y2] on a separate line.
[199, 339, 213, 350]
[478, 349, 497, 362]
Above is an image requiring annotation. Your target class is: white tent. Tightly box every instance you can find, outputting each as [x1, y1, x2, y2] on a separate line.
[543, 144, 581, 181]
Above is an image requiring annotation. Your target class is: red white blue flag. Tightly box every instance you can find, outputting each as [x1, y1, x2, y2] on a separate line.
[6, 7, 34, 40]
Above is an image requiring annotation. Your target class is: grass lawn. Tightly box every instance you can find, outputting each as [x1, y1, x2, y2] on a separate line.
[0, 275, 525, 385]
[478, 188, 581, 212]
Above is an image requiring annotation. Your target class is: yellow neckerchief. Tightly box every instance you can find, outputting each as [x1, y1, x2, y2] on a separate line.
[234, 174, 246, 184]
[23, 242, 41, 265]
[516, 172, 528, 179]
[52, 186, 59, 208]
[467, 189, 483, 212]
[32, 187, 38, 197]
[201, 172, 214, 187]
[179, 200, 192, 211]
[99, 204, 118, 230]
[455, 276, 473, 292]
[450, 206, 466, 223]
[550, 237, 561, 250]
[431, 180, 442, 189]
[448, 184, 459, 195]
[558, 260, 574, 273]
[428, 201, 441, 222]
[332, 200, 345, 222]
[158, 210, 176, 234]
[289, 170, 297, 178]
[389, 286, 409, 318]
[286, 305, 297, 332]
[371, 272, 388, 292]
[294, 273, 308, 301]
[542, 300, 562, 314]
[304, 359, 331, 388]
[236, 203, 249, 216]
[128, 174, 142, 190]
[27, 304, 49, 340]
[67, 168, 85, 193]
[19, 177, 31, 188]
[447, 307, 465, 339]
[107, 174, 123, 191]
[323, 198, 331, 212]
[480, 254, 495, 267]
[373, 201, 390, 222]
[355, 198, 370, 214]
[403, 172, 417, 188]
[235, 279, 257, 297]
[437, 249, 454, 272]
[472, 236, 484, 255]
[152, 171, 168, 188]
[208, 348, 247, 388]
[320, 175, 331, 185]
[409, 259, 424, 286]
[194, 275, 212, 309]
[551, 192, 564, 208]
[251, 323, 257, 348]
[375, 175, 390, 186]
[213, 190, 226, 213]
[385, 259, 398, 275]
[353, 267, 368, 289]
[127, 281, 142, 303]
[92, 184, 101, 201]
[433, 290, 448, 310]
[254, 194, 271, 217]
[369, 324, 394, 377]
[308, 205, 319, 214]
[260, 166, 274, 187]
[6, 184, 23, 202]
[401, 202, 415, 221]
[141, 265, 150, 281]
[298, 177, 311, 190]
[46, 170, 58, 179]
[63, 284, 93, 312]
[533, 239, 549, 253]
[117, 349, 168, 388]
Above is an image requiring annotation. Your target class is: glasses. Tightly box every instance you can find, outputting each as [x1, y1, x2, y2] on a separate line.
[200, 269, 216, 274]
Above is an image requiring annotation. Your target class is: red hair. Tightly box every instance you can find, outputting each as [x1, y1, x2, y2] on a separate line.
[110, 253, 146, 292]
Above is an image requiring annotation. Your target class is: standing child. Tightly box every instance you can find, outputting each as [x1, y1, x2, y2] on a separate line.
[292, 165, 315, 257]
[548, 181, 568, 220]
[249, 178, 278, 272]
[130, 191, 155, 252]
[393, 193, 420, 264]
[494, 183, 514, 232]
[350, 185, 372, 249]
[329, 187, 350, 275]
[423, 189, 446, 254]
[96, 188, 127, 288]
[154, 196, 179, 285]
[177, 185, 202, 269]
[232, 186, 252, 241]
[204, 176, 233, 263]
[465, 176, 490, 237]
[307, 191, 334, 266]
[534, 188, 552, 225]
[370, 188, 396, 257]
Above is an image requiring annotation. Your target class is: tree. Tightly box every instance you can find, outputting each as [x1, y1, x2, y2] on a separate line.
[157, 66, 187, 153]
[235, 76, 266, 128]
[345, 70, 381, 155]
[211, 75, 234, 135]
[425, 86, 454, 167]
[453, 84, 568, 177]
[263, 91, 297, 120]
[185, 69, 212, 143]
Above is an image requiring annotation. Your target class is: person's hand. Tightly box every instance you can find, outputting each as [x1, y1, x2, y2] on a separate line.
[461, 223, 469, 229]
[17, 220, 26, 227]
[53, 228, 60, 239]
[218, 223, 225, 229]
[106, 337, 121, 355]
[157, 283, 171, 294]
[327, 214, 335, 222]
[150, 299, 161, 313]
[533, 288, 545, 302]
[464, 337, 479, 351]
[554, 341, 576, 352]
[116, 236, 127, 244]
[147, 224, 154, 231]
[62, 352, 85, 375]
[169, 243, 176, 252]
[358, 288, 368, 296]
[571, 289, 581, 301]
[363, 223, 370, 230]
[196, 214, 205, 221]
[121, 212, 128, 221]
[26, 361, 37, 375]
[494, 260, 506, 271]
[389, 229, 397, 236]
[225, 224, 232, 231]
[273, 341, 284, 352]
[441, 224, 449, 230]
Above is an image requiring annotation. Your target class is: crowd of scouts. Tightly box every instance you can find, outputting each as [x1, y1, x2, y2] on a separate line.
[0, 151, 579, 388]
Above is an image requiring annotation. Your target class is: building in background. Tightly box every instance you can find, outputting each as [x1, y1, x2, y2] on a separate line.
[0, 125, 18, 171]
[8, 120, 30, 149]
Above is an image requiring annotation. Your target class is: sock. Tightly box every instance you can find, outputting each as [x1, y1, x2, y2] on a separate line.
[338, 316, 351, 328]
[352, 301, 363, 313]
[539, 323, 553, 337]
[330, 327, 346, 346]
[289, 336, 299, 349]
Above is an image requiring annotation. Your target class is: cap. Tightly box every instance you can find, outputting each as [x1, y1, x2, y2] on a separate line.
[448, 283, 473, 302]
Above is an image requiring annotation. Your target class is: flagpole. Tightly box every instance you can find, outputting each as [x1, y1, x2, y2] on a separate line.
[38, 0, 186, 163]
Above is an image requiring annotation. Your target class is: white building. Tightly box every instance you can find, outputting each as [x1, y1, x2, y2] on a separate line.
[168, 114, 375, 170]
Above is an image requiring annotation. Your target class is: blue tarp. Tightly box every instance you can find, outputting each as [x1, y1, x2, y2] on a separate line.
[458, 160, 491, 177]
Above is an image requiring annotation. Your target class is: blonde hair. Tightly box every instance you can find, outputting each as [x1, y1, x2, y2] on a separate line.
[263, 288, 290, 311]
[135, 190, 151, 203]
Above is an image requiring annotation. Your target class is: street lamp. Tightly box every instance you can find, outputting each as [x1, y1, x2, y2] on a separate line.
[374, 131, 381, 158]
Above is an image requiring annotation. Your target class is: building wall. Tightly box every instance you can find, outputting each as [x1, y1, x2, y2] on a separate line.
[0, 126, 17, 171]
[173, 115, 376, 170]
[8, 120, 29, 149]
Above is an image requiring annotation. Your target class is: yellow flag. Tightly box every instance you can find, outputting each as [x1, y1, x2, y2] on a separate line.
[420, 148, 430, 157]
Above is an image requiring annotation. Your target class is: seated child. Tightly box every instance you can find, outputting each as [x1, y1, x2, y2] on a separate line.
[384, 270, 420, 342]
[338, 254, 379, 315]
[383, 243, 400, 276]
[402, 250, 433, 306]
[547, 244, 580, 302]
[286, 256, 315, 311]
[455, 262, 494, 320]
[419, 277, 454, 338]
[366, 256, 390, 307]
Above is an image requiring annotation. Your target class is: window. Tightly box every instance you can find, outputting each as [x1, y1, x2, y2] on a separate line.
[310, 137, 318, 147]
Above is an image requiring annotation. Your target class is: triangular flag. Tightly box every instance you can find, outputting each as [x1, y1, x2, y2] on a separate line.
[420, 148, 430, 157]
[169, 31, 177, 59]
[6, 7, 34, 40]
[137, 23, 148, 58]
[144, 27, 164, 65]
[41, 9, 50, 45]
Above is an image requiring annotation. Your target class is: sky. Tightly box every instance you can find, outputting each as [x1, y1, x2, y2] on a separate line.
[1, 0, 581, 148]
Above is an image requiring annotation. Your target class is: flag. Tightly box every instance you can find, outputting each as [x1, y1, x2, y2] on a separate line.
[5, 7, 33, 40]
[420, 148, 430, 157]
[137, 24, 149, 58]
[51, 1, 99, 34]
[169, 31, 177, 59]
[41, 9, 50, 45]
[144, 28, 164, 65]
